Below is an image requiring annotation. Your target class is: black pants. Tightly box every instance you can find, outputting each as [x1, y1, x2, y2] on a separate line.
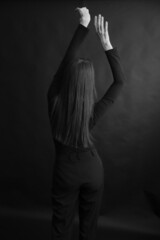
[51, 147, 104, 240]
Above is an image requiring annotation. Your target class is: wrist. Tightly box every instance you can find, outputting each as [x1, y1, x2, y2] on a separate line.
[80, 20, 90, 28]
[103, 42, 113, 51]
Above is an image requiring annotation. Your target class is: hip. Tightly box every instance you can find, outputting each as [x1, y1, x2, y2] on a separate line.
[53, 148, 104, 186]
[54, 147, 103, 177]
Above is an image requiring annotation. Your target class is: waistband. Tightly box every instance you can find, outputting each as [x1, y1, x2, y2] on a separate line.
[54, 140, 96, 154]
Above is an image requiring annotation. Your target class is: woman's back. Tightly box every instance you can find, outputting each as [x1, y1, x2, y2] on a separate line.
[50, 57, 97, 148]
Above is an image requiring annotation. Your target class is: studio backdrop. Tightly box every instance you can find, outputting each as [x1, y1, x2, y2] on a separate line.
[0, 0, 160, 238]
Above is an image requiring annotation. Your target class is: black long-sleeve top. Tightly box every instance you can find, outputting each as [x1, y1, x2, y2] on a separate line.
[48, 24, 125, 151]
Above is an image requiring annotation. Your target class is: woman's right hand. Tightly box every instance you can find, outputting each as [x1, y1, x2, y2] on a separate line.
[94, 14, 113, 51]
[75, 7, 91, 27]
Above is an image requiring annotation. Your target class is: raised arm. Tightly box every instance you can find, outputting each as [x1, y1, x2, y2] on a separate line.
[90, 15, 125, 129]
[47, 7, 91, 103]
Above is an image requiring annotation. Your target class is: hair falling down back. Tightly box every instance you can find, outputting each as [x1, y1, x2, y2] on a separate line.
[51, 58, 97, 148]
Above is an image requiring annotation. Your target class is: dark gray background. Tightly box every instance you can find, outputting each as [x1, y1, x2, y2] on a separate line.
[0, 0, 160, 239]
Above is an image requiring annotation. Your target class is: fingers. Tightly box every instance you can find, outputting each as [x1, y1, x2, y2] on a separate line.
[98, 14, 101, 32]
[105, 21, 108, 36]
[75, 7, 82, 14]
[75, 7, 89, 15]
[101, 16, 104, 34]
[94, 16, 97, 32]
[94, 14, 107, 35]
[94, 15, 100, 33]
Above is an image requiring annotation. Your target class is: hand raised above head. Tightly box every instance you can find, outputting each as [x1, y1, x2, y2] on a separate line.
[94, 14, 113, 51]
[75, 7, 91, 27]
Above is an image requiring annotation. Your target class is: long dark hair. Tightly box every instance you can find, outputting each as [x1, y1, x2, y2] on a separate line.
[50, 58, 97, 148]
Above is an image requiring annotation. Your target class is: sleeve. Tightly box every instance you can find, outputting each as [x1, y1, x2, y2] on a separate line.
[89, 47, 125, 130]
[47, 24, 89, 104]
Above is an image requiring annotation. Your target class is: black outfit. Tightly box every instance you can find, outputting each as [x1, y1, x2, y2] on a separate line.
[48, 24, 124, 240]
